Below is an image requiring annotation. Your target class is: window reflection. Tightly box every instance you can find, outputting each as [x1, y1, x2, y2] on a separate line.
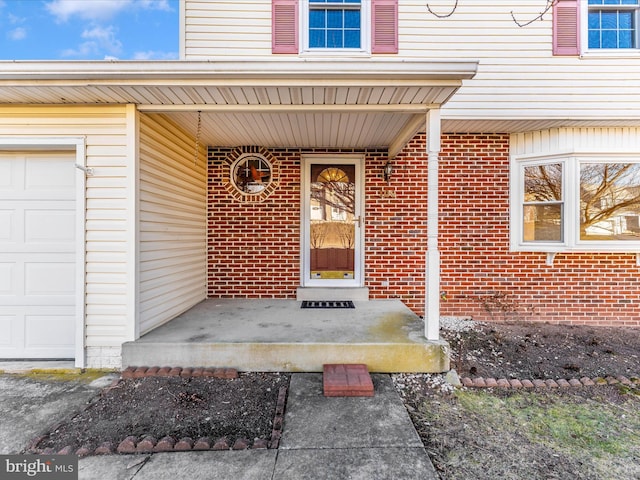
[580, 163, 640, 240]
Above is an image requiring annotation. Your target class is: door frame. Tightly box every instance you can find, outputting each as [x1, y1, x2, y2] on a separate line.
[300, 154, 365, 288]
[0, 137, 87, 367]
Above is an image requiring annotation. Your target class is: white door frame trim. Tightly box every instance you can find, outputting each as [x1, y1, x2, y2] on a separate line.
[0, 137, 87, 367]
[300, 154, 365, 288]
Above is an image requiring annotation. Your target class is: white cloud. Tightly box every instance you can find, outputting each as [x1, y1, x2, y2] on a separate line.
[133, 50, 178, 60]
[45, 0, 132, 22]
[138, 0, 172, 12]
[45, 0, 172, 22]
[61, 24, 123, 58]
[8, 13, 25, 24]
[8, 27, 26, 41]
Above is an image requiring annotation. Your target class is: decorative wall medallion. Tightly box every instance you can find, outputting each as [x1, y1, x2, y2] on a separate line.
[223, 146, 279, 202]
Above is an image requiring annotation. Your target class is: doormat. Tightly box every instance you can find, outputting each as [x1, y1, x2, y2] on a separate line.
[301, 300, 355, 309]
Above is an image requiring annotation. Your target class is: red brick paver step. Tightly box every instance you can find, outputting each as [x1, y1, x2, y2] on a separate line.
[323, 364, 374, 397]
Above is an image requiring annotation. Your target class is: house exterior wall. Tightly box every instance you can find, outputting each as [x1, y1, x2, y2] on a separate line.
[182, 0, 640, 121]
[207, 146, 429, 314]
[208, 131, 640, 327]
[0, 105, 136, 368]
[438, 132, 640, 327]
[138, 113, 207, 335]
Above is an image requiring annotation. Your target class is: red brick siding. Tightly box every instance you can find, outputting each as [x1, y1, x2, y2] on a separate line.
[208, 147, 300, 297]
[207, 136, 640, 327]
[365, 136, 428, 314]
[438, 134, 640, 327]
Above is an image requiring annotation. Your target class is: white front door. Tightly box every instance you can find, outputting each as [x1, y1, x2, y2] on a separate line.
[302, 155, 364, 287]
[0, 151, 76, 358]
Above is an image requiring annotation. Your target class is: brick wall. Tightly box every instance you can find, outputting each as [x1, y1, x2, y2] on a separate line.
[208, 147, 300, 297]
[438, 133, 640, 327]
[207, 146, 426, 310]
[208, 136, 640, 327]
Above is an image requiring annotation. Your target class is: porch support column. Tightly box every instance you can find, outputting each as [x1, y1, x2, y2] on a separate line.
[425, 108, 441, 341]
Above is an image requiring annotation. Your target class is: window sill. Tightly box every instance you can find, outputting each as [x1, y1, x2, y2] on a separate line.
[300, 49, 371, 58]
[512, 244, 640, 254]
[580, 49, 640, 59]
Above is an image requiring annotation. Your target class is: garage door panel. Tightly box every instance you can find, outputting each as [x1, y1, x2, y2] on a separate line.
[0, 315, 20, 347]
[0, 210, 14, 241]
[0, 263, 15, 295]
[25, 262, 75, 296]
[25, 157, 75, 195]
[25, 208, 75, 245]
[25, 314, 74, 354]
[0, 156, 18, 189]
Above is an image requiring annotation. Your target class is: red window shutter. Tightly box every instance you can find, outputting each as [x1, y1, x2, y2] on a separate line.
[553, 0, 580, 56]
[272, 0, 298, 54]
[372, 0, 398, 54]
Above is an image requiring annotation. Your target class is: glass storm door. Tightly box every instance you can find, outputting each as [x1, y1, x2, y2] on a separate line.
[302, 157, 364, 287]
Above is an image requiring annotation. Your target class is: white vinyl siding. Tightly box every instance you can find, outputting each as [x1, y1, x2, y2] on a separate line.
[138, 113, 207, 335]
[182, 0, 640, 121]
[183, 1, 273, 58]
[0, 105, 133, 368]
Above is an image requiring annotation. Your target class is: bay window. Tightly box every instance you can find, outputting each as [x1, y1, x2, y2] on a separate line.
[513, 155, 640, 251]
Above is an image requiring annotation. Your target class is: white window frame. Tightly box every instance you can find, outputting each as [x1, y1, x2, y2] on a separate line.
[511, 152, 640, 252]
[581, 0, 640, 56]
[300, 0, 371, 55]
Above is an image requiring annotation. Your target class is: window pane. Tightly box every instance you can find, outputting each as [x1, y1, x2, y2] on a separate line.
[601, 29, 618, 47]
[309, 10, 325, 28]
[524, 164, 563, 202]
[619, 29, 633, 47]
[309, 30, 325, 48]
[327, 29, 343, 47]
[327, 9, 343, 28]
[601, 12, 618, 29]
[580, 163, 640, 240]
[344, 9, 360, 28]
[523, 205, 563, 242]
[344, 29, 360, 48]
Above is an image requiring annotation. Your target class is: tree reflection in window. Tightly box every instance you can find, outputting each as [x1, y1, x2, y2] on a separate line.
[580, 163, 640, 240]
[310, 166, 355, 250]
[523, 163, 564, 242]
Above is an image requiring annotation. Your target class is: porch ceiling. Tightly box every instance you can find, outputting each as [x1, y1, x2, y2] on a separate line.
[0, 59, 478, 156]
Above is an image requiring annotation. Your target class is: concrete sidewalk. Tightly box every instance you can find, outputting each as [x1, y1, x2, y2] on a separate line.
[1, 368, 438, 479]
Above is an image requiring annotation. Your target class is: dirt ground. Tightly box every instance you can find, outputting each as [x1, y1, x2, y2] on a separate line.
[33, 373, 288, 454]
[394, 319, 640, 480]
[440, 318, 640, 380]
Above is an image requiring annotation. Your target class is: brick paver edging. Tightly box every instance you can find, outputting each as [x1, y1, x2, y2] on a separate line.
[460, 375, 640, 389]
[27, 366, 288, 457]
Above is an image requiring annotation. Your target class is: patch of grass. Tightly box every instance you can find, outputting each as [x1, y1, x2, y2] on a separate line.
[411, 389, 640, 480]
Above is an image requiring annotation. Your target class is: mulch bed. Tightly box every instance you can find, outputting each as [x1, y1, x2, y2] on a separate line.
[28, 372, 289, 456]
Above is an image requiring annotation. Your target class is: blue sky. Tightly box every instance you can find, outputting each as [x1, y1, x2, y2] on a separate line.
[0, 0, 179, 60]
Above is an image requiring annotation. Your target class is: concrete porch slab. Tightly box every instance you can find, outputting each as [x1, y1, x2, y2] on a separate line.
[122, 299, 449, 373]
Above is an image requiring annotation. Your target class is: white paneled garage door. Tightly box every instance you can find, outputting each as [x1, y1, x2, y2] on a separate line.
[0, 151, 76, 358]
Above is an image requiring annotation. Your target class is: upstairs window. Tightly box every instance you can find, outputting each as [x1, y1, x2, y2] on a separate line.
[308, 0, 362, 49]
[272, 0, 398, 54]
[588, 0, 639, 49]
